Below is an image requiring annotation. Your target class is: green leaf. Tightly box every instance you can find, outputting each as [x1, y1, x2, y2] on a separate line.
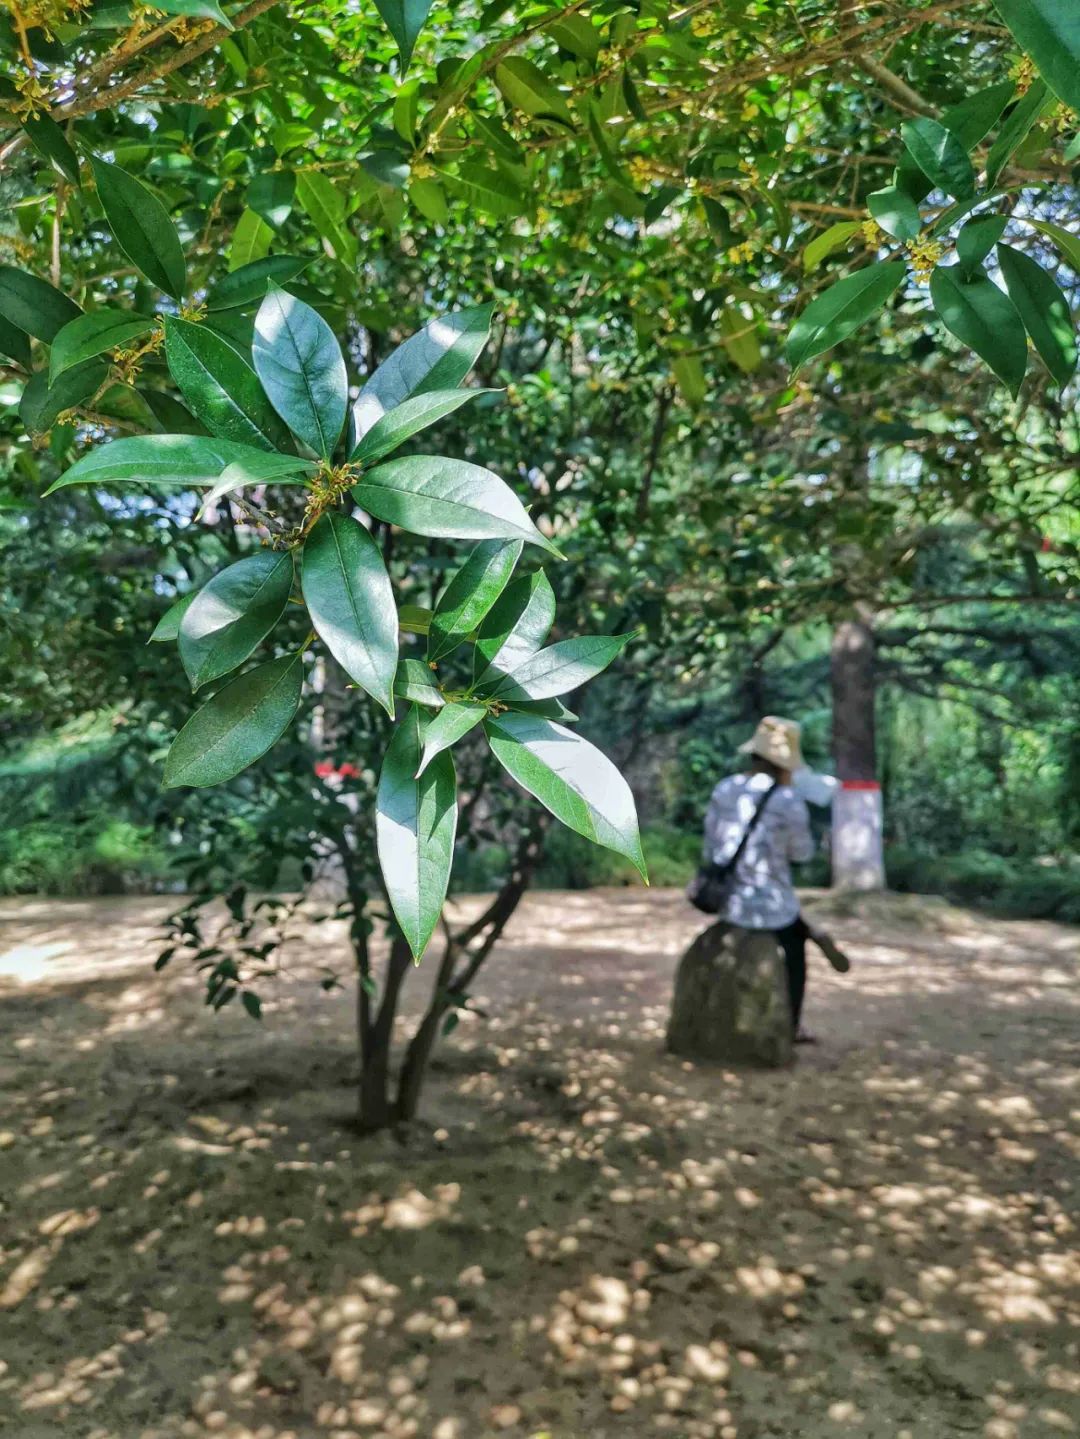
[509, 697, 578, 723]
[179, 550, 294, 689]
[495, 57, 574, 125]
[354, 456, 559, 554]
[0, 314, 31, 368]
[399, 603, 433, 636]
[986, 79, 1050, 185]
[929, 265, 1028, 396]
[672, 354, 706, 406]
[955, 215, 1008, 274]
[867, 184, 922, 242]
[409, 178, 448, 224]
[394, 79, 420, 143]
[149, 588, 199, 644]
[548, 13, 600, 61]
[1028, 219, 1080, 274]
[20, 359, 108, 433]
[50, 309, 154, 382]
[295, 170, 357, 268]
[785, 262, 907, 371]
[802, 221, 860, 271]
[150, 0, 234, 26]
[302, 511, 398, 715]
[351, 387, 495, 465]
[394, 658, 445, 709]
[43, 433, 280, 494]
[376, 706, 458, 960]
[0, 264, 81, 343]
[998, 243, 1077, 386]
[374, 0, 434, 68]
[162, 653, 303, 789]
[436, 162, 528, 219]
[428, 538, 522, 663]
[485, 712, 646, 880]
[229, 209, 273, 271]
[943, 80, 1017, 150]
[248, 170, 295, 230]
[901, 118, 975, 198]
[416, 701, 487, 776]
[993, 0, 1080, 111]
[351, 304, 492, 446]
[253, 287, 347, 458]
[486, 634, 632, 702]
[165, 316, 286, 452]
[473, 570, 555, 684]
[206, 256, 309, 311]
[200, 450, 316, 511]
[90, 156, 186, 299]
[241, 992, 262, 1020]
[21, 112, 81, 185]
[717, 304, 761, 374]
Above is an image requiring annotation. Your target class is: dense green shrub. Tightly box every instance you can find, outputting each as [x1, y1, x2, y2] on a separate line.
[886, 845, 1080, 924]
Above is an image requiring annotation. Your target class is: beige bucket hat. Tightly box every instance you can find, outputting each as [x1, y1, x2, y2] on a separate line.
[738, 715, 803, 771]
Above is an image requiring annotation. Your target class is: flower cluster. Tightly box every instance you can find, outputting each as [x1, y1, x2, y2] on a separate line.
[907, 236, 944, 283]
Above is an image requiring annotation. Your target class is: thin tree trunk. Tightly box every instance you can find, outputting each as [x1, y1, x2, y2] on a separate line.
[830, 608, 884, 889]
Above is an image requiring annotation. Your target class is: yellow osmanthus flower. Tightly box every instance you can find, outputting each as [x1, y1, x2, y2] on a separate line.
[907, 236, 944, 283]
[1010, 55, 1036, 94]
[178, 301, 207, 324]
[726, 241, 755, 264]
[627, 155, 654, 187]
[861, 218, 884, 248]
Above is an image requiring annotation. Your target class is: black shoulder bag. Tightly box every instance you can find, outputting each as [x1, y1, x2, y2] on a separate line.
[686, 781, 777, 916]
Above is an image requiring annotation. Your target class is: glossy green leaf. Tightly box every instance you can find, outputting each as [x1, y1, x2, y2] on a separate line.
[302, 511, 398, 715]
[248, 170, 295, 230]
[998, 243, 1077, 386]
[0, 264, 81, 343]
[43, 434, 280, 494]
[510, 697, 578, 723]
[485, 711, 646, 880]
[549, 13, 600, 62]
[1028, 219, 1080, 274]
[20, 359, 108, 433]
[672, 354, 705, 406]
[802, 221, 860, 271]
[295, 170, 357, 268]
[955, 215, 1008, 274]
[206, 256, 310, 311]
[200, 450, 316, 511]
[50, 309, 154, 382]
[409, 178, 449, 224]
[717, 305, 761, 374]
[944, 80, 1017, 150]
[930, 265, 1028, 396]
[165, 315, 286, 451]
[163, 653, 303, 789]
[354, 456, 560, 554]
[986, 79, 1050, 185]
[394, 657, 445, 709]
[374, 0, 434, 68]
[22, 112, 81, 185]
[399, 604, 433, 636]
[229, 209, 273, 270]
[253, 286, 347, 458]
[179, 549, 294, 689]
[473, 570, 555, 684]
[786, 262, 907, 371]
[0, 314, 30, 368]
[151, 0, 234, 26]
[351, 387, 495, 465]
[436, 162, 527, 219]
[90, 156, 186, 299]
[901, 118, 975, 199]
[351, 304, 492, 445]
[487, 634, 631, 702]
[495, 57, 573, 125]
[149, 588, 199, 643]
[993, 0, 1080, 111]
[428, 538, 522, 663]
[415, 701, 486, 776]
[868, 184, 921, 242]
[376, 705, 457, 960]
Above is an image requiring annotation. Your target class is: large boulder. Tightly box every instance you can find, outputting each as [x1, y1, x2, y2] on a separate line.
[667, 922, 793, 1067]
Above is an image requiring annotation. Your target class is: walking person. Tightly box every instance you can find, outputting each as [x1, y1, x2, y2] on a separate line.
[699, 716, 817, 1039]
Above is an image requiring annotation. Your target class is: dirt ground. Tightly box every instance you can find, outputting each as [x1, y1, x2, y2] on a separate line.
[0, 887, 1077, 1439]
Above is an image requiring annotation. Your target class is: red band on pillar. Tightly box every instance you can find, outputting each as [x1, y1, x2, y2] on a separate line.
[840, 780, 880, 791]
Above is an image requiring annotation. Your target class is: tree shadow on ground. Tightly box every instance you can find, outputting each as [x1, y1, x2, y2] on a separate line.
[0, 889, 1077, 1439]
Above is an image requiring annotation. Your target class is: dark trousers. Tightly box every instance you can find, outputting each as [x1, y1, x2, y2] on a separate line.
[775, 916, 808, 1032]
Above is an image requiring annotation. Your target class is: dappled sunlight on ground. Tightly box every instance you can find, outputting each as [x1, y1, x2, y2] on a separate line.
[0, 888, 1077, 1438]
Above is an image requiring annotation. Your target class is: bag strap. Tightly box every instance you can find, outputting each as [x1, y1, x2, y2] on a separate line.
[710, 780, 777, 879]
